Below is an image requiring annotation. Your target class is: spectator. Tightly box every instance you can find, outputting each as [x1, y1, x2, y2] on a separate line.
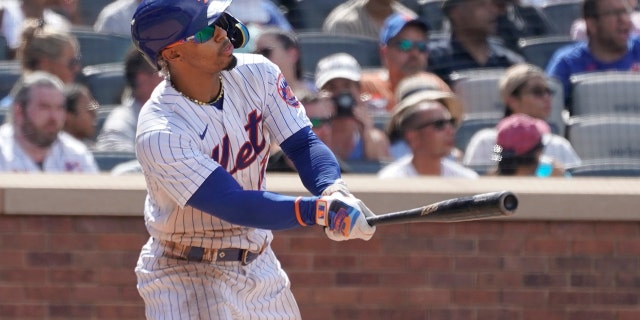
[0, 71, 98, 173]
[494, 0, 554, 54]
[48, 0, 83, 26]
[428, 0, 525, 84]
[95, 49, 162, 153]
[547, 0, 640, 109]
[322, 0, 417, 40]
[63, 83, 99, 146]
[490, 113, 566, 176]
[315, 53, 391, 162]
[361, 13, 451, 113]
[570, 0, 640, 41]
[254, 27, 316, 98]
[1, 19, 81, 108]
[378, 75, 477, 178]
[93, 0, 142, 36]
[268, 90, 349, 172]
[387, 71, 463, 160]
[0, 0, 71, 59]
[463, 63, 581, 169]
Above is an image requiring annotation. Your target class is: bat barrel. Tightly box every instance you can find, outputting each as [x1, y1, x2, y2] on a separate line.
[366, 191, 519, 226]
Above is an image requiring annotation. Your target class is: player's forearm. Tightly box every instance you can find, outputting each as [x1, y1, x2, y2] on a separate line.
[186, 167, 319, 229]
[281, 127, 341, 195]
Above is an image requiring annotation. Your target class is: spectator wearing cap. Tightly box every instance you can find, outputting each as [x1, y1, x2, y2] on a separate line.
[322, 0, 417, 40]
[378, 73, 477, 178]
[315, 53, 391, 162]
[463, 63, 581, 170]
[361, 13, 451, 113]
[491, 114, 566, 176]
[428, 0, 524, 84]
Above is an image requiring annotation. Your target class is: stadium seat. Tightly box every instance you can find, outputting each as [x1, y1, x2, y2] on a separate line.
[541, 0, 582, 36]
[518, 35, 575, 69]
[570, 71, 640, 118]
[450, 68, 567, 136]
[454, 115, 500, 153]
[566, 116, 640, 162]
[70, 28, 132, 67]
[80, 63, 126, 105]
[0, 61, 21, 99]
[566, 159, 640, 177]
[92, 150, 137, 172]
[288, 0, 345, 31]
[0, 35, 9, 60]
[297, 32, 381, 78]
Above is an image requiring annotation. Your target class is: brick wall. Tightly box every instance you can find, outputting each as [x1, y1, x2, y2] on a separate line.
[1, 214, 639, 320]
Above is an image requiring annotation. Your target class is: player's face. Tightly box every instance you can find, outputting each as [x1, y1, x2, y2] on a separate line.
[589, 0, 632, 51]
[404, 102, 456, 159]
[508, 76, 552, 120]
[169, 23, 238, 73]
[19, 86, 66, 148]
[383, 26, 429, 78]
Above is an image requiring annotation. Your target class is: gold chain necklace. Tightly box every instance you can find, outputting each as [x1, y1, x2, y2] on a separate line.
[173, 75, 224, 106]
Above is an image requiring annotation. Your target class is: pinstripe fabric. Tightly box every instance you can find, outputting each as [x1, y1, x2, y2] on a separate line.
[135, 53, 309, 319]
[136, 238, 301, 320]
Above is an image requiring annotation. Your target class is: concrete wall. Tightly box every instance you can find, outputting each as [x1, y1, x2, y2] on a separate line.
[1, 173, 639, 320]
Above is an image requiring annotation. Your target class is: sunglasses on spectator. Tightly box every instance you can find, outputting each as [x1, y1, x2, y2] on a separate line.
[165, 14, 233, 48]
[523, 86, 554, 98]
[310, 117, 332, 127]
[390, 39, 429, 53]
[254, 47, 274, 57]
[411, 118, 456, 131]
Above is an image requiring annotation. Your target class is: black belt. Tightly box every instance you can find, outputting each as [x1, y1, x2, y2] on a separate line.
[159, 240, 262, 265]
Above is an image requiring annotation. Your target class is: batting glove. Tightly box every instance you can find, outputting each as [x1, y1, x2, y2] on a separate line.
[316, 193, 376, 241]
[321, 179, 352, 198]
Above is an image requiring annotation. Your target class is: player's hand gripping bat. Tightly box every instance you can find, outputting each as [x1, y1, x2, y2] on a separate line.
[366, 191, 518, 226]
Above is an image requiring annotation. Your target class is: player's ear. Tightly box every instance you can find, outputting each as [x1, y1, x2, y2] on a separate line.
[160, 47, 182, 64]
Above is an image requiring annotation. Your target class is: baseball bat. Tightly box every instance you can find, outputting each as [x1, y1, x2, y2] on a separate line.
[366, 191, 518, 225]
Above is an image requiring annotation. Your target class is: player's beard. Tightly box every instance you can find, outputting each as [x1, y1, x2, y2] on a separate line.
[21, 116, 59, 148]
[224, 55, 238, 71]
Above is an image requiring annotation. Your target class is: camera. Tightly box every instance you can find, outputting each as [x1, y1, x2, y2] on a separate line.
[332, 92, 356, 117]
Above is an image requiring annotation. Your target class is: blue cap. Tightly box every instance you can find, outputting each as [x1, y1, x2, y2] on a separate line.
[379, 13, 430, 45]
[131, 0, 232, 69]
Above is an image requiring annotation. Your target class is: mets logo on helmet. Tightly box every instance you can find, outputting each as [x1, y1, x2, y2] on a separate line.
[277, 73, 300, 108]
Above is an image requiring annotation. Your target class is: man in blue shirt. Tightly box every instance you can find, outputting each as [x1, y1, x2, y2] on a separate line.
[546, 0, 640, 111]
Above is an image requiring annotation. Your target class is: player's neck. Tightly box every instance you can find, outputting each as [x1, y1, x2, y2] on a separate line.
[170, 72, 223, 106]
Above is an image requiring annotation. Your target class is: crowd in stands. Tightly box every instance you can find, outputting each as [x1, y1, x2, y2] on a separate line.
[0, 0, 639, 176]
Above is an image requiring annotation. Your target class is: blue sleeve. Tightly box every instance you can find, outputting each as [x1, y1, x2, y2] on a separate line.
[186, 167, 318, 229]
[280, 126, 341, 196]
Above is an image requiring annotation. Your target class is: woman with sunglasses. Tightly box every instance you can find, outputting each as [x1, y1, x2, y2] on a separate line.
[130, 1, 376, 319]
[463, 63, 581, 174]
[378, 73, 478, 178]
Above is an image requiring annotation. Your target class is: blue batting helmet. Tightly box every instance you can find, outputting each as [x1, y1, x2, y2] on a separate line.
[131, 0, 248, 69]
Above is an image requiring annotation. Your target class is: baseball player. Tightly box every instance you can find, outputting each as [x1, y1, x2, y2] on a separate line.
[130, 1, 377, 319]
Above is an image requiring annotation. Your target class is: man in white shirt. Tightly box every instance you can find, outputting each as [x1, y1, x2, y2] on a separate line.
[0, 71, 98, 173]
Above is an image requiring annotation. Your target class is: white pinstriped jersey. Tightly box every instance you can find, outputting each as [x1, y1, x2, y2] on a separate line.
[136, 53, 310, 251]
[0, 124, 99, 173]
